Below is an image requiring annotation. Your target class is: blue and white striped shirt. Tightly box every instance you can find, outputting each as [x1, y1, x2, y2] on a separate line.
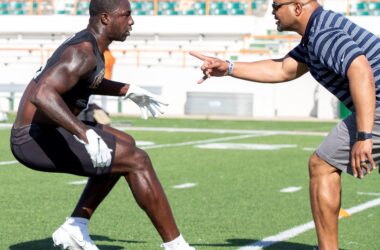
[289, 7, 380, 111]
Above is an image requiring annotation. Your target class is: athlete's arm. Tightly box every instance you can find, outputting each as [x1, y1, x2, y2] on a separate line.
[30, 42, 97, 142]
[91, 78, 129, 96]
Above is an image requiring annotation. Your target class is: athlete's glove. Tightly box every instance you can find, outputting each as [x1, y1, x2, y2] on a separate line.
[74, 129, 112, 168]
[125, 84, 168, 120]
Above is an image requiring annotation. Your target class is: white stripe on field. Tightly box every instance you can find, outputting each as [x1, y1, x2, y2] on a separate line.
[0, 160, 18, 165]
[238, 197, 380, 250]
[357, 192, 380, 196]
[172, 183, 197, 189]
[141, 133, 277, 150]
[68, 180, 88, 185]
[280, 186, 302, 193]
[115, 125, 328, 136]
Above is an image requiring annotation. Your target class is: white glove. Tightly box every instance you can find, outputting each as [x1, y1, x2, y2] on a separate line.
[125, 84, 168, 120]
[74, 129, 113, 168]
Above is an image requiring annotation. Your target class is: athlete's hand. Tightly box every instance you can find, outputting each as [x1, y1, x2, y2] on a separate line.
[351, 140, 375, 178]
[125, 84, 168, 120]
[74, 129, 112, 168]
[189, 51, 229, 84]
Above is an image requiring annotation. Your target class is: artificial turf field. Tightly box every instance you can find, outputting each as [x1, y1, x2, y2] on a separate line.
[1, 116, 379, 250]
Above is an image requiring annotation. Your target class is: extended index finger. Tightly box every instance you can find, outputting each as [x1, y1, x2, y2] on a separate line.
[189, 51, 209, 61]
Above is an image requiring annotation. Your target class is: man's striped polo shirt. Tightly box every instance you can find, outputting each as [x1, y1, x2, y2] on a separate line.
[289, 7, 380, 111]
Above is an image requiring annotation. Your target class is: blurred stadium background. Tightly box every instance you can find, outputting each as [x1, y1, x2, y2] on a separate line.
[0, 0, 379, 120]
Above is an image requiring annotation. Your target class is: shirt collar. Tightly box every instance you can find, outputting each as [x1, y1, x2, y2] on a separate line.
[302, 6, 323, 45]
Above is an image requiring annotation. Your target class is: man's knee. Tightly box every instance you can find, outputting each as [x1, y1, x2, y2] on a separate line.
[309, 153, 339, 178]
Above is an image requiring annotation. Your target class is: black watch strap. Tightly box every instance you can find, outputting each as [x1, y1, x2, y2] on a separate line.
[356, 131, 373, 141]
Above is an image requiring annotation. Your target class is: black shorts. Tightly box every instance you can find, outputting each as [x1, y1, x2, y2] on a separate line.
[10, 122, 116, 176]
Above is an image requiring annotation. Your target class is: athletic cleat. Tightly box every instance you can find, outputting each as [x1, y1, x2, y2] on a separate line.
[52, 218, 99, 250]
[161, 242, 195, 250]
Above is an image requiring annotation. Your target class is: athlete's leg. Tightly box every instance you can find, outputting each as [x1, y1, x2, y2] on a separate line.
[71, 175, 121, 219]
[104, 126, 180, 242]
[309, 153, 341, 250]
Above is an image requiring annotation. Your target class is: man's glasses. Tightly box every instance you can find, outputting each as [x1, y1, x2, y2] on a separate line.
[272, 0, 313, 12]
[272, 1, 296, 11]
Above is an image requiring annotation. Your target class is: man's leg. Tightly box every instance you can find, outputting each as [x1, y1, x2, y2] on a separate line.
[309, 153, 342, 250]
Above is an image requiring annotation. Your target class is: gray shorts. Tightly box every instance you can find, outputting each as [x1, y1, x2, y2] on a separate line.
[316, 107, 380, 176]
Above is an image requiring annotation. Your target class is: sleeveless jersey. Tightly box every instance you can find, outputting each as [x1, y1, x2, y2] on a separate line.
[33, 29, 105, 110]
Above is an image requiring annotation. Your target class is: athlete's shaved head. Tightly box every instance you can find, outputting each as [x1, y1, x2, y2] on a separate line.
[89, 0, 125, 16]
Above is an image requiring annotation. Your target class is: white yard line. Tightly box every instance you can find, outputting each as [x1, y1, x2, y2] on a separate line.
[0, 160, 18, 165]
[238, 197, 380, 250]
[140, 133, 277, 150]
[116, 126, 328, 136]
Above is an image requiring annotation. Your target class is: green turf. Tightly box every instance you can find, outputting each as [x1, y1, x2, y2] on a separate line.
[1, 117, 379, 250]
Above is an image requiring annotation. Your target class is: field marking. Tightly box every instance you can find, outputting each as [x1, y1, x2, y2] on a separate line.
[0, 160, 18, 165]
[68, 180, 88, 185]
[116, 126, 328, 136]
[140, 133, 277, 150]
[0, 123, 12, 129]
[280, 186, 302, 193]
[237, 197, 380, 250]
[172, 183, 197, 189]
[357, 192, 380, 196]
[196, 143, 297, 151]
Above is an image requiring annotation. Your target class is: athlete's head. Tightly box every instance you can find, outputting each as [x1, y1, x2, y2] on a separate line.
[90, 0, 124, 16]
[89, 0, 134, 42]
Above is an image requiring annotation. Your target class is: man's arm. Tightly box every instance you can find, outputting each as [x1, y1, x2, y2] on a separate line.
[30, 42, 97, 142]
[189, 51, 308, 84]
[348, 55, 376, 178]
[231, 55, 309, 83]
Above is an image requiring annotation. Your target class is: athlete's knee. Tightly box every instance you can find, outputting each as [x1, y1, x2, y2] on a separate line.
[119, 133, 136, 146]
[130, 148, 152, 172]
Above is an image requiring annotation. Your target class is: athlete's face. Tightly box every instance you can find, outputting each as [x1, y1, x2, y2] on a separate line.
[109, 0, 134, 41]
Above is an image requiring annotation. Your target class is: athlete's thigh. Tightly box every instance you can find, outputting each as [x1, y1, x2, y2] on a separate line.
[11, 123, 116, 176]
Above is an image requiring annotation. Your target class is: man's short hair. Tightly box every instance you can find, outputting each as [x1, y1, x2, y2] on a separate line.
[89, 0, 124, 16]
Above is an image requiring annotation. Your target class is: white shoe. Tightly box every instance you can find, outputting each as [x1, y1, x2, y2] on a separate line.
[161, 243, 195, 250]
[52, 218, 99, 250]
[160, 234, 195, 250]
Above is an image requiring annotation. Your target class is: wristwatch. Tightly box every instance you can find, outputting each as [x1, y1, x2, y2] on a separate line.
[356, 131, 373, 141]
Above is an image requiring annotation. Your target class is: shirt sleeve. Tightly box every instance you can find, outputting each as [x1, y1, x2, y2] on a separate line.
[313, 28, 364, 78]
[288, 44, 307, 64]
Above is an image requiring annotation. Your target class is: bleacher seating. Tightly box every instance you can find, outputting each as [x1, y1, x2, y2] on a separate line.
[0, 0, 269, 16]
[0, 1, 379, 16]
[353, 1, 380, 16]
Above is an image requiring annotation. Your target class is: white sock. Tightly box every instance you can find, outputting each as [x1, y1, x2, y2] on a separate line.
[161, 234, 189, 249]
[66, 217, 89, 227]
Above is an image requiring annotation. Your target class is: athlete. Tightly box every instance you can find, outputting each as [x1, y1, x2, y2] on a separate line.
[10, 0, 194, 249]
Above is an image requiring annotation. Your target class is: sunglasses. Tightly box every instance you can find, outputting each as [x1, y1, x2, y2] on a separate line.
[272, 1, 296, 11]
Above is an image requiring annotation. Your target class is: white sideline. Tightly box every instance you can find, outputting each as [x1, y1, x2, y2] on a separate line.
[238, 197, 380, 250]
